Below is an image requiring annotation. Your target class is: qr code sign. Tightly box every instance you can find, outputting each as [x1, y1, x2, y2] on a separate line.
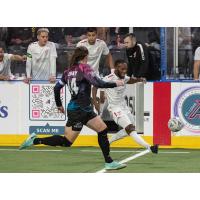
[30, 84, 66, 121]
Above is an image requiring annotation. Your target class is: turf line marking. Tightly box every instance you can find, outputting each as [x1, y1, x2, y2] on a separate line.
[81, 150, 190, 154]
[158, 152, 190, 154]
[0, 149, 63, 152]
[96, 149, 150, 173]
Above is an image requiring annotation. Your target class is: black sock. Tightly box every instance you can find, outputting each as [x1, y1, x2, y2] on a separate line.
[97, 129, 113, 163]
[33, 135, 72, 147]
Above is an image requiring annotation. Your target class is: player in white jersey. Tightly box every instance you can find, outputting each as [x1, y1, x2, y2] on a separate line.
[193, 47, 200, 80]
[0, 46, 26, 80]
[102, 59, 158, 153]
[24, 28, 57, 83]
[77, 27, 114, 114]
[77, 27, 113, 76]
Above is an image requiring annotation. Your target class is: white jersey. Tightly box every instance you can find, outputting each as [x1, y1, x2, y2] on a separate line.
[103, 73, 130, 107]
[26, 41, 57, 80]
[0, 53, 12, 76]
[194, 47, 200, 61]
[77, 39, 109, 75]
[194, 47, 200, 79]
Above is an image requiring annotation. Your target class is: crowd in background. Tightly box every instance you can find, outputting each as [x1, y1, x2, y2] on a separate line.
[0, 27, 200, 81]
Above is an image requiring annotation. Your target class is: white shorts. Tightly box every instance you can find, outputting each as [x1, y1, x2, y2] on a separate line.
[108, 105, 135, 129]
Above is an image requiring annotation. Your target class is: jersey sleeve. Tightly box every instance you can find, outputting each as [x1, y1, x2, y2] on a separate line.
[76, 41, 81, 47]
[5, 53, 13, 60]
[124, 75, 130, 83]
[102, 41, 109, 55]
[194, 47, 200, 60]
[82, 64, 116, 88]
[54, 72, 66, 107]
[50, 43, 57, 76]
[137, 44, 149, 78]
[102, 75, 110, 82]
[102, 74, 115, 82]
[26, 44, 32, 59]
[59, 72, 67, 85]
[50, 42, 57, 57]
[26, 44, 32, 78]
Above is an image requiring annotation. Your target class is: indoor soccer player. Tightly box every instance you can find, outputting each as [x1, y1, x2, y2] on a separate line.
[0, 46, 26, 80]
[101, 59, 158, 153]
[19, 46, 126, 170]
[77, 27, 114, 114]
[24, 28, 57, 83]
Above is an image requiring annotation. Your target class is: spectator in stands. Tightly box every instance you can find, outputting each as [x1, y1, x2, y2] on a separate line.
[145, 30, 160, 51]
[0, 46, 26, 80]
[193, 47, 200, 80]
[64, 27, 86, 46]
[48, 27, 64, 44]
[24, 28, 57, 83]
[191, 28, 200, 54]
[178, 27, 192, 49]
[124, 33, 150, 80]
[7, 27, 33, 48]
[0, 28, 8, 51]
[97, 27, 110, 44]
[110, 27, 130, 46]
[145, 30, 161, 80]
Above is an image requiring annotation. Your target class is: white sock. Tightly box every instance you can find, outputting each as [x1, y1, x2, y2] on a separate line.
[109, 129, 128, 144]
[130, 131, 150, 149]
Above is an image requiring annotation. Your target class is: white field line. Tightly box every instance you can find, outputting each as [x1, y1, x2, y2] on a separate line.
[81, 150, 190, 154]
[96, 149, 150, 173]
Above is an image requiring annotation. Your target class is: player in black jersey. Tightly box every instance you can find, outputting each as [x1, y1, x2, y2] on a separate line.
[19, 46, 126, 170]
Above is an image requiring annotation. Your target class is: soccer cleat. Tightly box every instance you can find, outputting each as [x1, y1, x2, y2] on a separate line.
[105, 161, 127, 170]
[19, 133, 37, 150]
[150, 144, 159, 154]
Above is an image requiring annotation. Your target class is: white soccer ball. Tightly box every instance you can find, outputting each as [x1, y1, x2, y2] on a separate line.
[168, 118, 184, 132]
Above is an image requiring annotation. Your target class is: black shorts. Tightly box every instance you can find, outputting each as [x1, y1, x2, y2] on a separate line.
[66, 109, 97, 131]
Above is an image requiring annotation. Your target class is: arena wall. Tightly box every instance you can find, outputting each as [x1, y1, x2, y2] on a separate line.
[0, 81, 199, 148]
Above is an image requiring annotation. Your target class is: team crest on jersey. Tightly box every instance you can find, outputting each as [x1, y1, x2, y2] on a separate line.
[174, 87, 200, 133]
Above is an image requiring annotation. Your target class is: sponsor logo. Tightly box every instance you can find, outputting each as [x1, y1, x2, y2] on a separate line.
[174, 87, 200, 133]
[0, 100, 8, 118]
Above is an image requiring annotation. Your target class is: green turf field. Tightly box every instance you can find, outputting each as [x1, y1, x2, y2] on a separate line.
[0, 146, 200, 172]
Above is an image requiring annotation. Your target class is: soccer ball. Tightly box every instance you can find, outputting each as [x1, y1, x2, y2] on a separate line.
[168, 118, 184, 132]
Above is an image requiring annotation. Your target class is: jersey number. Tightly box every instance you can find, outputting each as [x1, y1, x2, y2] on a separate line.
[68, 78, 78, 95]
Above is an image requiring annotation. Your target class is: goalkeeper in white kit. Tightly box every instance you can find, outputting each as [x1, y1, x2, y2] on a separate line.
[101, 59, 158, 153]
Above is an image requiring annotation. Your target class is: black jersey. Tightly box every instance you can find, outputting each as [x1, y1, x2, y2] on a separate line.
[126, 42, 150, 79]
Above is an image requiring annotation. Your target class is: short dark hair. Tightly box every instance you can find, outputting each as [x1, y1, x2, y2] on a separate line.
[114, 59, 127, 67]
[86, 27, 97, 33]
[124, 33, 136, 40]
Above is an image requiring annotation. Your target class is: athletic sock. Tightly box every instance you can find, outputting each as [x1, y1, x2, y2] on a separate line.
[33, 135, 72, 147]
[130, 131, 150, 149]
[97, 129, 113, 163]
[109, 129, 128, 144]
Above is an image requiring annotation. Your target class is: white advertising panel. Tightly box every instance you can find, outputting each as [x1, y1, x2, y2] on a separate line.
[171, 83, 200, 135]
